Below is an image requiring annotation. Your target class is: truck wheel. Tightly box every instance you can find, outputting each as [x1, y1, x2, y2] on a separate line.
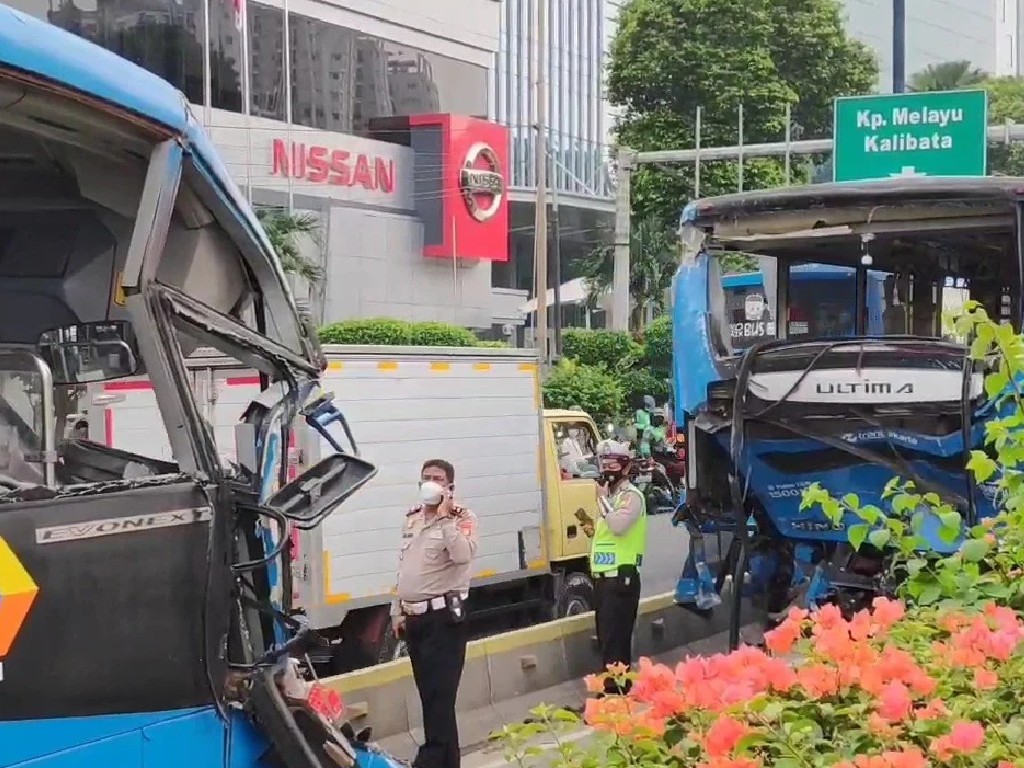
[556, 572, 595, 617]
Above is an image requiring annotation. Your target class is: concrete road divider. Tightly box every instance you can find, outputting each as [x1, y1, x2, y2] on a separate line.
[321, 590, 748, 743]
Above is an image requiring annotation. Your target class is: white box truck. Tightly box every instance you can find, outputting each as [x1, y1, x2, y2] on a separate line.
[88, 344, 606, 671]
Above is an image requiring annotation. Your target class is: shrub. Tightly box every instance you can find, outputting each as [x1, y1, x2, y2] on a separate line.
[318, 318, 412, 345]
[562, 328, 641, 370]
[476, 340, 510, 348]
[318, 318, 483, 347]
[640, 313, 673, 370]
[408, 321, 479, 347]
[499, 595, 1024, 768]
[497, 301, 1024, 768]
[541, 359, 624, 424]
[617, 367, 671, 410]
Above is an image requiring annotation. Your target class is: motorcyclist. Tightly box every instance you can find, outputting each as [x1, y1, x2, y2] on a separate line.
[635, 395, 667, 459]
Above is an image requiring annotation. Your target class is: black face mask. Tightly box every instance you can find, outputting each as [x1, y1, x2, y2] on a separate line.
[602, 469, 624, 486]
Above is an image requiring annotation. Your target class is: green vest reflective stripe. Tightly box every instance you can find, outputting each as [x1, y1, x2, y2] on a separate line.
[590, 485, 648, 574]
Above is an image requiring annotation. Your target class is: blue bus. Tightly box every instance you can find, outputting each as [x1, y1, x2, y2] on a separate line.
[719, 263, 888, 348]
[0, 6, 393, 768]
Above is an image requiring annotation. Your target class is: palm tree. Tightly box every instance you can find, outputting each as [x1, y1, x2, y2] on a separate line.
[577, 216, 678, 330]
[909, 61, 987, 92]
[256, 207, 324, 282]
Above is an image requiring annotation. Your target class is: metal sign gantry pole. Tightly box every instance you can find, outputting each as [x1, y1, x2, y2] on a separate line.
[609, 121, 1024, 332]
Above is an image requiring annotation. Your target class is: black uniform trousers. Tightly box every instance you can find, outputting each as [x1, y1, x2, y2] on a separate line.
[406, 608, 469, 768]
[593, 565, 641, 695]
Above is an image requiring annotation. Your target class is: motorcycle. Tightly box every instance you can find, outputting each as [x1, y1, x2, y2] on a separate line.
[632, 455, 678, 514]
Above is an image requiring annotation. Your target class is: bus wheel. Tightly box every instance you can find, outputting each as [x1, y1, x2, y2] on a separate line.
[556, 572, 595, 617]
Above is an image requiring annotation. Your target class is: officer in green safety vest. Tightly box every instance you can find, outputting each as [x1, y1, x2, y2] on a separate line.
[584, 438, 648, 694]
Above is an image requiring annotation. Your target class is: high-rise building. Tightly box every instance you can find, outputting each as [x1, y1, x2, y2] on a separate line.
[491, 0, 615, 323]
[13, 0, 519, 331]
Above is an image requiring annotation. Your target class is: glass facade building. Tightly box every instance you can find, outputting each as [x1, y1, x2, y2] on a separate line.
[8, 0, 489, 138]
[493, 0, 613, 198]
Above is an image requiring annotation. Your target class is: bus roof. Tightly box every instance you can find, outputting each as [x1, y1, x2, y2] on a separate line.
[681, 176, 1024, 231]
[0, 3, 189, 132]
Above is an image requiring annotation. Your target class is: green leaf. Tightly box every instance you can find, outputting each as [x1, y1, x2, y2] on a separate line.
[985, 365, 1011, 398]
[848, 523, 869, 551]
[960, 537, 990, 562]
[857, 504, 883, 525]
[919, 583, 942, 605]
[906, 557, 927, 577]
[841, 493, 860, 510]
[868, 528, 892, 549]
[967, 450, 999, 482]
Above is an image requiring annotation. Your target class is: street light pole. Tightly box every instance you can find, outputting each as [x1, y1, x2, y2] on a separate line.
[893, 0, 906, 93]
[533, 0, 549, 365]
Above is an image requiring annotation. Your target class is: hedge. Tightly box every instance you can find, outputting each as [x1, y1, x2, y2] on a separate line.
[562, 328, 641, 370]
[541, 359, 624, 425]
[557, 320, 674, 416]
[319, 318, 480, 347]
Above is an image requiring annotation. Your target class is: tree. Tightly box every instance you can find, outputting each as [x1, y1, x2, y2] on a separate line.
[607, 0, 877, 225]
[910, 60, 987, 92]
[256, 208, 324, 282]
[575, 216, 678, 329]
[981, 76, 1024, 176]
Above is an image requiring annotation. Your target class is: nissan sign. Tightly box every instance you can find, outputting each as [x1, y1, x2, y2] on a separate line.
[460, 143, 504, 222]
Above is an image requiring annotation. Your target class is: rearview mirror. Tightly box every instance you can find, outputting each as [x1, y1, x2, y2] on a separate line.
[266, 452, 377, 529]
[37, 321, 140, 385]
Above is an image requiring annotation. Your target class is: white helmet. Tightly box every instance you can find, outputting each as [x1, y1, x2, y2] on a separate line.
[596, 439, 633, 463]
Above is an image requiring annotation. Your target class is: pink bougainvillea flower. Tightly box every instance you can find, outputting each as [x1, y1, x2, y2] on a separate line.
[848, 609, 875, 641]
[915, 698, 949, 721]
[948, 721, 986, 752]
[871, 596, 906, 630]
[868, 713, 900, 739]
[583, 674, 604, 694]
[699, 758, 762, 768]
[876, 681, 914, 723]
[973, 667, 999, 690]
[796, 663, 841, 699]
[931, 721, 985, 761]
[764, 620, 802, 655]
[812, 603, 845, 632]
[703, 714, 753, 758]
[881, 748, 928, 768]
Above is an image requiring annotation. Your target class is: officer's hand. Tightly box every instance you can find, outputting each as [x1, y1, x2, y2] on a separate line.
[582, 523, 595, 538]
[437, 494, 455, 518]
[392, 616, 406, 637]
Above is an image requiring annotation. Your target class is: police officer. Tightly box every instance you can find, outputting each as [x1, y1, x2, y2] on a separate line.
[391, 459, 479, 768]
[583, 439, 647, 694]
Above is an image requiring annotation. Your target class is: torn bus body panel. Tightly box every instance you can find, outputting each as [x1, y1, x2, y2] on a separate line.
[672, 177, 1019, 641]
[0, 15, 386, 768]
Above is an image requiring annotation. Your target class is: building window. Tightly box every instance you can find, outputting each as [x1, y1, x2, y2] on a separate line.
[30, 0, 212, 107]
[247, 2, 285, 121]
[287, 12, 487, 135]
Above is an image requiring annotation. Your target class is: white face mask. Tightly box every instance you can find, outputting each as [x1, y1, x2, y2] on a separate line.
[419, 480, 445, 506]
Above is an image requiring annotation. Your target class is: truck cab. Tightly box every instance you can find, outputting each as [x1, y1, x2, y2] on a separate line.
[542, 409, 604, 615]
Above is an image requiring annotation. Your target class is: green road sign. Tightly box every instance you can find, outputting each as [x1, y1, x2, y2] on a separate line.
[833, 90, 988, 182]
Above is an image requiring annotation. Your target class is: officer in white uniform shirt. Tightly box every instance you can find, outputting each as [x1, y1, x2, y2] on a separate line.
[390, 459, 479, 768]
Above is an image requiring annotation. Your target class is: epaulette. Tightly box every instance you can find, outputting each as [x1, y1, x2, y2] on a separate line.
[452, 505, 469, 518]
